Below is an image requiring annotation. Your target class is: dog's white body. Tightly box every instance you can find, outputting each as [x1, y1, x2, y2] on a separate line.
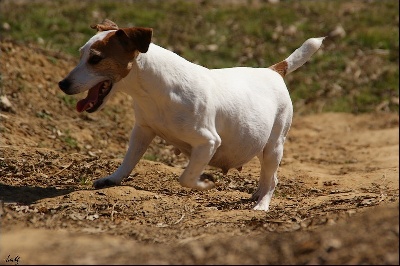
[118, 43, 289, 172]
[59, 21, 324, 211]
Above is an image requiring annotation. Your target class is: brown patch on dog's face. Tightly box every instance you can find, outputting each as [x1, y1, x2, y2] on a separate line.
[87, 27, 153, 82]
[88, 32, 136, 82]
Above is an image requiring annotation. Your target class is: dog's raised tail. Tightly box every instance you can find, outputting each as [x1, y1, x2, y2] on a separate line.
[269, 37, 325, 77]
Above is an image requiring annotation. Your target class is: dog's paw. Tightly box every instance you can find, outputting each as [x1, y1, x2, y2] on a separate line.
[179, 173, 216, 190]
[93, 178, 118, 189]
[253, 202, 270, 211]
[252, 192, 272, 211]
[196, 173, 216, 190]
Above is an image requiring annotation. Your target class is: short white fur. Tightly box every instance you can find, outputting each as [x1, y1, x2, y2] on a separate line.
[63, 28, 324, 211]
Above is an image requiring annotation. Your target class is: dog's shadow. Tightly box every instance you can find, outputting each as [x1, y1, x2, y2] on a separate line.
[0, 183, 74, 205]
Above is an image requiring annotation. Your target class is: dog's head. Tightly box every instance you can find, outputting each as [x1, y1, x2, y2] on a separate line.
[58, 19, 153, 113]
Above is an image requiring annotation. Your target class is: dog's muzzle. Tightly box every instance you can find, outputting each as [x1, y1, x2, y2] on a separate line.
[58, 78, 113, 113]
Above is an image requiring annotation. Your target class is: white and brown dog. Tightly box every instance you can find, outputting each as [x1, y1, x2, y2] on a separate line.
[59, 19, 324, 211]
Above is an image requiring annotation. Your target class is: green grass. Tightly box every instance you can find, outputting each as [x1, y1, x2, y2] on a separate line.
[0, 0, 398, 114]
[35, 110, 52, 120]
[62, 130, 78, 149]
[143, 154, 158, 162]
[59, 94, 77, 108]
[78, 175, 90, 186]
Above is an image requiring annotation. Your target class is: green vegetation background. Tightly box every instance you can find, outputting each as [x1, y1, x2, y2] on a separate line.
[1, 0, 398, 114]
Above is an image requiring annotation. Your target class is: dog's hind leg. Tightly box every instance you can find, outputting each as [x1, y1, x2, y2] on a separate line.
[252, 135, 285, 211]
[93, 125, 155, 189]
[179, 135, 221, 190]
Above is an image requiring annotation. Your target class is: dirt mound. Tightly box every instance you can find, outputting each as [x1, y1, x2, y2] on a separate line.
[0, 40, 399, 264]
[2, 203, 398, 265]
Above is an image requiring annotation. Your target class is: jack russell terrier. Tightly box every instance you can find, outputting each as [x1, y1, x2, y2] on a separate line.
[59, 19, 325, 211]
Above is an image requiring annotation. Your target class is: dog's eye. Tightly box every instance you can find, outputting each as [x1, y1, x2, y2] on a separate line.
[88, 54, 103, 65]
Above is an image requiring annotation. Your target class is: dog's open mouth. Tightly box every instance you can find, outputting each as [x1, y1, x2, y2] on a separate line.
[76, 80, 112, 113]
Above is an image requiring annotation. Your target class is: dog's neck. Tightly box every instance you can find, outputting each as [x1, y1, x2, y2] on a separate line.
[114, 43, 207, 99]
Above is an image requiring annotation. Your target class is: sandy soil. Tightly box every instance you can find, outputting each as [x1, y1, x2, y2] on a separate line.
[0, 40, 398, 265]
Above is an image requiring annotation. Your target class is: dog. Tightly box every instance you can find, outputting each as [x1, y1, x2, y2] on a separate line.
[59, 19, 324, 211]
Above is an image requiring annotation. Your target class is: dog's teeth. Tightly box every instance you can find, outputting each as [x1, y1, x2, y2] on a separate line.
[88, 102, 94, 109]
[100, 81, 111, 94]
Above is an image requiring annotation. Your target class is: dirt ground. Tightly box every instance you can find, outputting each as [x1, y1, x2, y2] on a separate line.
[0, 40, 399, 265]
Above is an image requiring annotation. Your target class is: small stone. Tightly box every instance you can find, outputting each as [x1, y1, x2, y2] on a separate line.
[0, 95, 16, 113]
[329, 25, 346, 38]
[2, 22, 10, 31]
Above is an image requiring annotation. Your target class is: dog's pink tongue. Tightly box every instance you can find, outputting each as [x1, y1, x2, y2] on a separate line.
[76, 83, 101, 112]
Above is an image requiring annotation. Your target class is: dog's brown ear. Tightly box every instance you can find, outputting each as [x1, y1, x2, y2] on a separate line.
[90, 19, 119, 32]
[115, 27, 153, 53]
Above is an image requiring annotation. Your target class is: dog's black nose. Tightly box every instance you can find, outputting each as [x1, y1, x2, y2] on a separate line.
[58, 79, 71, 92]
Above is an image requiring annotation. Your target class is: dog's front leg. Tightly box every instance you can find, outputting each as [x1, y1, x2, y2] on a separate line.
[179, 138, 220, 190]
[93, 125, 155, 189]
